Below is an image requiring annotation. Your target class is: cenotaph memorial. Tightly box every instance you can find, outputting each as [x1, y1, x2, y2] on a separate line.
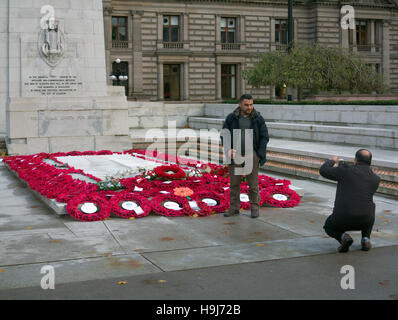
[1, 0, 131, 155]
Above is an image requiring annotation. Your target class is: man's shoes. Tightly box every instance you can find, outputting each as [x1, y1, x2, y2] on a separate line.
[338, 233, 354, 253]
[250, 210, 259, 218]
[224, 209, 239, 217]
[361, 237, 372, 251]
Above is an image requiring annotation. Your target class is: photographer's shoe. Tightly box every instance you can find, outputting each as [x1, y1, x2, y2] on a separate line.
[338, 233, 353, 253]
[361, 237, 372, 251]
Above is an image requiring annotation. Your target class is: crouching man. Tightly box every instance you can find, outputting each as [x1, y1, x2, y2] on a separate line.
[320, 149, 380, 253]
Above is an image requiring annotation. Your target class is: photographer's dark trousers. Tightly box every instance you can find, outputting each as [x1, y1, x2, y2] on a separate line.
[323, 215, 374, 242]
[228, 153, 260, 212]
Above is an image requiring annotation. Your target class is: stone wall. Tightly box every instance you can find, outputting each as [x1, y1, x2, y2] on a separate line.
[128, 101, 205, 129]
[0, 0, 8, 136]
[204, 103, 398, 130]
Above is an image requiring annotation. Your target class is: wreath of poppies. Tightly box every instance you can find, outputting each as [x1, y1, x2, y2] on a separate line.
[109, 192, 152, 219]
[192, 190, 229, 214]
[151, 194, 195, 217]
[66, 193, 111, 222]
[154, 165, 186, 180]
[260, 186, 301, 208]
[238, 185, 252, 210]
[3, 149, 302, 222]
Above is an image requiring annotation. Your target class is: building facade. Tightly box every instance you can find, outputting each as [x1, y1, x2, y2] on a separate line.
[102, 0, 398, 101]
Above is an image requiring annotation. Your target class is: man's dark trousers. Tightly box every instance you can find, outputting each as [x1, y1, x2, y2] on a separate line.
[319, 159, 380, 242]
[229, 153, 260, 213]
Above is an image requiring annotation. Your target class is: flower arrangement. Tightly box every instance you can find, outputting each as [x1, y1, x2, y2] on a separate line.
[150, 194, 195, 217]
[66, 193, 111, 222]
[173, 187, 194, 198]
[109, 192, 152, 219]
[260, 186, 301, 208]
[3, 149, 301, 222]
[192, 190, 229, 214]
[154, 164, 186, 180]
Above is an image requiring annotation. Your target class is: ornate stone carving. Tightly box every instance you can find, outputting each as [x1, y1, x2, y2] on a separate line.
[38, 18, 65, 67]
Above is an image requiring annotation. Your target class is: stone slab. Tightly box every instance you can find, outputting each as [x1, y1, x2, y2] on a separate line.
[0, 254, 162, 290]
[0, 230, 125, 267]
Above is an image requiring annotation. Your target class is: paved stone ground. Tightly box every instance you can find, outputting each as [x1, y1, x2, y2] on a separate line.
[0, 160, 397, 297]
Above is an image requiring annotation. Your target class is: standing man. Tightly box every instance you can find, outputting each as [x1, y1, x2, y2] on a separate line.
[320, 149, 380, 252]
[221, 94, 269, 218]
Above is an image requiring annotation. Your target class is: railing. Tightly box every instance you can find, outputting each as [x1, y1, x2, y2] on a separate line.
[350, 44, 382, 53]
[112, 41, 129, 49]
[275, 44, 288, 52]
[163, 42, 184, 49]
[357, 44, 372, 52]
[221, 43, 241, 50]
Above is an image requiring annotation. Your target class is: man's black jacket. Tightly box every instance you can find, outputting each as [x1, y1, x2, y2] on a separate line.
[320, 160, 380, 226]
[221, 106, 269, 166]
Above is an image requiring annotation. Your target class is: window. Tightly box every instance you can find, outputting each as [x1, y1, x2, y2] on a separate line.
[221, 64, 237, 100]
[275, 19, 288, 46]
[164, 64, 181, 100]
[112, 16, 128, 42]
[349, 20, 370, 51]
[221, 17, 236, 43]
[163, 15, 180, 42]
[357, 20, 369, 50]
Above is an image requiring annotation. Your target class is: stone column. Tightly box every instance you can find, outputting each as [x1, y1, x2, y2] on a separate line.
[132, 10, 144, 97]
[215, 15, 221, 51]
[127, 10, 134, 95]
[157, 12, 163, 50]
[239, 15, 245, 44]
[184, 62, 189, 100]
[294, 18, 298, 44]
[351, 23, 357, 52]
[382, 20, 391, 86]
[270, 17, 275, 51]
[370, 20, 375, 53]
[239, 63, 245, 96]
[216, 62, 222, 100]
[158, 60, 164, 100]
[183, 13, 189, 45]
[341, 27, 349, 49]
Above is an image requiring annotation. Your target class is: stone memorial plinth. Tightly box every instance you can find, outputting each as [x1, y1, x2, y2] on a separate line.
[3, 0, 131, 155]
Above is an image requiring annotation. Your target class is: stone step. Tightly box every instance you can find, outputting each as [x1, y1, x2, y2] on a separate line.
[203, 103, 398, 130]
[131, 134, 398, 197]
[188, 116, 398, 150]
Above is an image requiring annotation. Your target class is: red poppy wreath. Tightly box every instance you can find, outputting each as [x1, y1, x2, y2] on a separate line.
[239, 185, 251, 210]
[66, 193, 111, 222]
[109, 192, 152, 219]
[260, 186, 301, 208]
[192, 190, 229, 214]
[154, 165, 186, 180]
[151, 194, 194, 217]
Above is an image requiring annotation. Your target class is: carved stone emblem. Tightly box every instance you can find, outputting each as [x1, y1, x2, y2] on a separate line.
[38, 17, 65, 67]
